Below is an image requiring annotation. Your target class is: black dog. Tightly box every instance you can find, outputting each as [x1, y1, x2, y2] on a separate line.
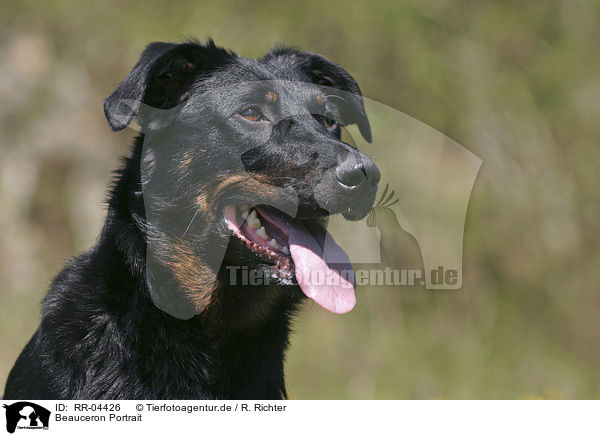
[3, 39, 379, 399]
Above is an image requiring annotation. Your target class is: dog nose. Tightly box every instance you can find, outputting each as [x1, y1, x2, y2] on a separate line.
[335, 153, 380, 190]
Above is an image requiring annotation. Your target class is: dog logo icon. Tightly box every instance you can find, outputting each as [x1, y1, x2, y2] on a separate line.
[3, 402, 50, 433]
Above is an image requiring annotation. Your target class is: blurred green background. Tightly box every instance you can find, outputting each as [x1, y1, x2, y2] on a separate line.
[1, 0, 600, 399]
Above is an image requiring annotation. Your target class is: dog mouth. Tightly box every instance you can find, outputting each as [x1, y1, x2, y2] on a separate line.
[224, 205, 293, 278]
[223, 204, 356, 314]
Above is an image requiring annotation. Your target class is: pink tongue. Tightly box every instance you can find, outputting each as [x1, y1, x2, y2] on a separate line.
[288, 224, 356, 314]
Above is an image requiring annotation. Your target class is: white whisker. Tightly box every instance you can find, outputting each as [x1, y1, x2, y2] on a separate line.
[182, 208, 201, 237]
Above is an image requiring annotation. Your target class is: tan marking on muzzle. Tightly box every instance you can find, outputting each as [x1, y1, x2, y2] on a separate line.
[204, 174, 282, 205]
[179, 155, 193, 174]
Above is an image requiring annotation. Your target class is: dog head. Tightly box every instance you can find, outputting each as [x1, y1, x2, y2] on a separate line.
[104, 40, 380, 320]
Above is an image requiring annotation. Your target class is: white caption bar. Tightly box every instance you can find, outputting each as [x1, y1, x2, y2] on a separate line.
[1, 400, 598, 436]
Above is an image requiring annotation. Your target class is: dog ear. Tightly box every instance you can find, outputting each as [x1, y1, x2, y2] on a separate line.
[103, 42, 203, 131]
[299, 53, 372, 142]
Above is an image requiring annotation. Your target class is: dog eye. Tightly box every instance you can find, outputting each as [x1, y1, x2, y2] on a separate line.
[240, 107, 264, 122]
[323, 115, 337, 129]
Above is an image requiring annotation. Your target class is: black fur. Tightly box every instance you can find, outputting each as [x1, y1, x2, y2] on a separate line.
[3, 39, 379, 399]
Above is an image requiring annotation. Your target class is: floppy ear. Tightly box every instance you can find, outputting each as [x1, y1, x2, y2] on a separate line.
[298, 52, 372, 142]
[103, 41, 204, 131]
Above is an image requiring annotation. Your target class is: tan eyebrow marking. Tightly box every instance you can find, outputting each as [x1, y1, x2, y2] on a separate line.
[315, 94, 324, 105]
[266, 90, 278, 103]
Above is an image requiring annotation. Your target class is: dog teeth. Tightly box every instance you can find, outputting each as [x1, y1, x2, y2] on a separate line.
[247, 210, 261, 228]
[281, 246, 289, 255]
[238, 205, 250, 221]
[269, 238, 279, 248]
[256, 226, 268, 239]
